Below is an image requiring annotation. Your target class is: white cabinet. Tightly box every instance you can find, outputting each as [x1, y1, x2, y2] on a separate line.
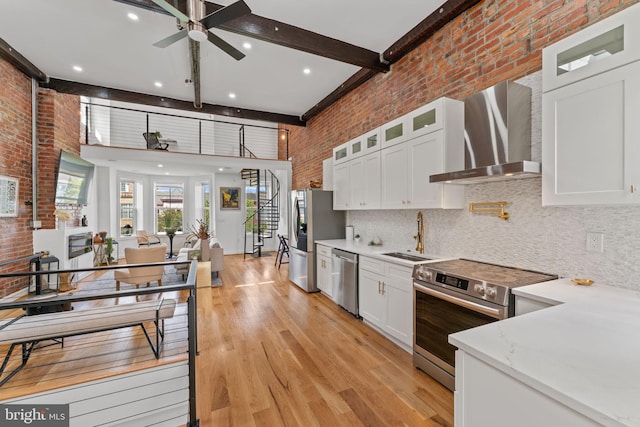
[542, 4, 640, 206]
[542, 3, 640, 93]
[333, 142, 349, 165]
[316, 244, 333, 298]
[350, 151, 381, 209]
[381, 115, 408, 148]
[359, 267, 386, 327]
[455, 351, 601, 427]
[359, 256, 413, 349]
[332, 161, 350, 210]
[542, 56, 640, 206]
[381, 132, 465, 209]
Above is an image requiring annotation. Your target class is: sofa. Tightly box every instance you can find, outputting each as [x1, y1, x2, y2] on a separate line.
[175, 238, 224, 279]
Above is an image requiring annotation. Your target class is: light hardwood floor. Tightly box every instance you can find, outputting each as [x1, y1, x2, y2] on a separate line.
[195, 254, 453, 426]
[1, 254, 453, 425]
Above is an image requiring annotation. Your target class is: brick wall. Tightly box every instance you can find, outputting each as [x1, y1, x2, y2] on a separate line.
[288, 0, 639, 190]
[0, 58, 35, 295]
[0, 57, 81, 296]
[37, 88, 81, 229]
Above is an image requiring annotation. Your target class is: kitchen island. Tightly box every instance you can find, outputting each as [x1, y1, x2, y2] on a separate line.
[450, 278, 640, 427]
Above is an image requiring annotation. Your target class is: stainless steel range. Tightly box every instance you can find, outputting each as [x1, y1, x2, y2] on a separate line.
[412, 259, 557, 390]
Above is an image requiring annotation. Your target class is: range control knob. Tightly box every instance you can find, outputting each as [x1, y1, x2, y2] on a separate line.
[474, 284, 485, 295]
[485, 287, 497, 298]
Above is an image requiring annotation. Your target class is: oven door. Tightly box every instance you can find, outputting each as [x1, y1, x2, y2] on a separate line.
[413, 281, 507, 387]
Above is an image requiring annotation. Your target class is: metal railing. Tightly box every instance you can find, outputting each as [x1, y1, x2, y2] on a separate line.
[81, 101, 287, 159]
[0, 259, 200, 427]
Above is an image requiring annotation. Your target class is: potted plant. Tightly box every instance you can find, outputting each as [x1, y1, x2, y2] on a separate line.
[161, 209, 180, 234]
[187, 219, 212, 261]
[104, 237, 114, 263]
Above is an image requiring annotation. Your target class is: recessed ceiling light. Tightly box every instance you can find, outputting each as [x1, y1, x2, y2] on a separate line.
[73, 65, 83, 72]
[218, 168, 224, 172]
[165, 172, 170, 175]
[158, 164, 164, 168]
[229, 93, 236, 99]
[303, 68, 311, 75]
[243, 42, 251, 49]
[127, 12, 139, 21]
[154, 81, 163, 88]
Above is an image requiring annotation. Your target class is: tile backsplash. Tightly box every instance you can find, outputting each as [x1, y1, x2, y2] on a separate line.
[348, 177, 640, 289]
[347, 71, 640, 290]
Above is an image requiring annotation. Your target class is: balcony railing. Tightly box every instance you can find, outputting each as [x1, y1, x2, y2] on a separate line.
[81, 101, 289, 159]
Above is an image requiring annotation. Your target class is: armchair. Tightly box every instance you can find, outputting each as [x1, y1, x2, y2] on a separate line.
[143, 132, 169, 150]
[136, 230, 162, 247]
[114, 246, 166, 291]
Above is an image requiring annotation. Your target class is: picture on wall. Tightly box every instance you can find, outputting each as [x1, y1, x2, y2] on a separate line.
[220, 187, 240, 210]
[0, 175, 18, 217]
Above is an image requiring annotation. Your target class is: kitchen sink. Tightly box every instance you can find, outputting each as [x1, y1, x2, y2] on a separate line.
[381, 252, 432, 262]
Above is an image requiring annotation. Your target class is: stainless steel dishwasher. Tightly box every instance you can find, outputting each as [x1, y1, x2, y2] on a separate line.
[331, 248, 359, 317]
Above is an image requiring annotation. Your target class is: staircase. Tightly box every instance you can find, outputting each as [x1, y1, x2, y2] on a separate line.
[242, 168, 281, 258]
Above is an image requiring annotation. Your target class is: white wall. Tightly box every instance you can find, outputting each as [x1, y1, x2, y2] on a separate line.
[348, 71, 640, 289]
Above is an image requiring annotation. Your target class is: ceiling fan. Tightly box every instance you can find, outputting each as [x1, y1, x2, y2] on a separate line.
[151, 0, 251, 60]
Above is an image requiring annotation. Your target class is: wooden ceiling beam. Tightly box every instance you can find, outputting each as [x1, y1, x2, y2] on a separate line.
[0, 37, 47, 81]
[44, 78, 305, 127]
[113, 0, 389, 72]
[384, 0, 482, 63]
[302, 0, 480, 121]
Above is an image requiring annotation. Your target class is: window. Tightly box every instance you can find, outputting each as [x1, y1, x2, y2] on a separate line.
[119, 180, 136, 236]
[155, 183, 184, 234]
[202, 183, 211, 227]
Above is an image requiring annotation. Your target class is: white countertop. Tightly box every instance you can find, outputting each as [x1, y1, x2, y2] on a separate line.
[449, 279, 640, 426]
[315, 239, 451, 267]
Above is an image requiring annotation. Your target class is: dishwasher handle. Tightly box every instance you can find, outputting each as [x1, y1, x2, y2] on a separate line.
[331, 248, 358, 263]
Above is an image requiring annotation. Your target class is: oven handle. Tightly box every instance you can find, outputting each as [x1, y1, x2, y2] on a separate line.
[415, 283, 503, 320]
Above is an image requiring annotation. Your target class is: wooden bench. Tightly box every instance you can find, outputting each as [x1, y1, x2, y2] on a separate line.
[0, 298, 177, 387]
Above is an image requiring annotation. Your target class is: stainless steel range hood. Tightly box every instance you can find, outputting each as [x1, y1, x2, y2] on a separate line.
[430, 81, 538, 184]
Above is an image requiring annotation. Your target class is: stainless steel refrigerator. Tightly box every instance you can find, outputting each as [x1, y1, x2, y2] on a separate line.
[289, 189, 345, 292]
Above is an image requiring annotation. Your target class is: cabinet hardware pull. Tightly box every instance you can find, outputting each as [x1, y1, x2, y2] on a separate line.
[381, 282, 385, 295]
[631, 185, 637, 193]
[378, 281, 381, 294]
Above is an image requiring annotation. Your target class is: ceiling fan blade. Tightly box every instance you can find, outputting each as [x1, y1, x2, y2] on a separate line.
[153, 29, 189, 48]
[150, 0, 190, 22]
[207, 32, 246, 60]
[200, 0, 251, 30]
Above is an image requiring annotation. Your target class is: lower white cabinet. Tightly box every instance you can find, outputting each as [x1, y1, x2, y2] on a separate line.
[316, 244, 333, 298]
[455, 351, 601, 427]
[359, 256, 413, 349]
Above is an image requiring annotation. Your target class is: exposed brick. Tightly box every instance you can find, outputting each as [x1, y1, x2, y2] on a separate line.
[286, 0, 639, 190]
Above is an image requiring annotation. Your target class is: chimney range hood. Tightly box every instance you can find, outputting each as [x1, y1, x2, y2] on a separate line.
[430, 81, 539, 184]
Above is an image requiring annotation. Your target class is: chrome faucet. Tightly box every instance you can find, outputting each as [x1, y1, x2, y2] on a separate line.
[414, 211, 425, 254]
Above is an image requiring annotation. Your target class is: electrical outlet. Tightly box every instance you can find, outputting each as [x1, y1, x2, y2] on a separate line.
[586, 232, 604, 253]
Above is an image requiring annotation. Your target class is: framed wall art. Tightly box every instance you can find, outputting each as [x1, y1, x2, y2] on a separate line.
[220, 187, 240, 210]
[0, 175, 18, 217]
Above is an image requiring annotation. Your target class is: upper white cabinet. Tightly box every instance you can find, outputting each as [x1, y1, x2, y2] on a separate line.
[350, 128, 381, 159]
[381, 98, 465, 209]
[407, 101, 445, 138]
[381, 115, 408, 148]
[542, 4, 640, 206]
[350, 151, 381, 209]
[542, 3, 640, 93]
[333, 97, 464, 210]
[333, 142, 349, 165]
[332, 161, 350, 209]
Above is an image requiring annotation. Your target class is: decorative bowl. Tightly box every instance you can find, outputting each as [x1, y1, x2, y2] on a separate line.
[571, 278, 594, 286]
